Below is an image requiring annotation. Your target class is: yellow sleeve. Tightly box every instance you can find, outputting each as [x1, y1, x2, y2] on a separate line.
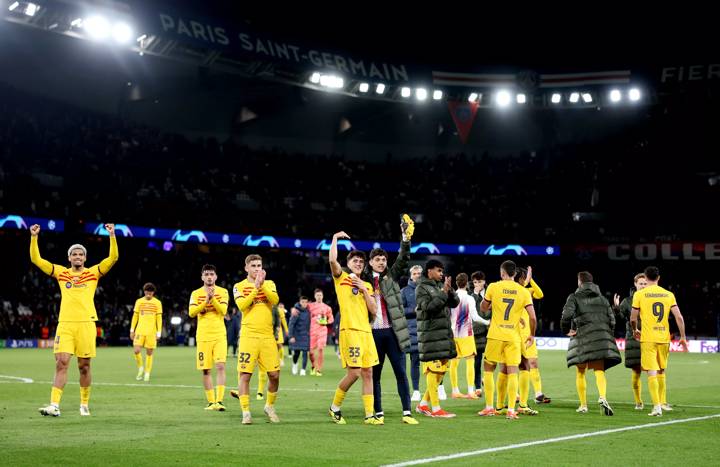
[527, 279, 544, 299]
[131, 303, 139, 332]
[484, 283, 495, 302]
[631, 292, 641, 309]
[188, 291, 205, 318]
[669, 292, 678, 308]
[97, 235, 119, 276]
[211, 289, 228, 316]
[234, 286, 258, 312]
[280, 312, 288, 333]
[30, 236, 59, 277]
[156, 301, 163, 333]
[261, 281, 279, 306]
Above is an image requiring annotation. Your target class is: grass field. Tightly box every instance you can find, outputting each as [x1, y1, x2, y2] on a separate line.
[1, 347, 719, 466]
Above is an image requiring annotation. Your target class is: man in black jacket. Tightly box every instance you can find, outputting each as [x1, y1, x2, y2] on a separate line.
[362, 215, 416, 424]
[414, 259, 459, 418]
[561, 271, 621, 416]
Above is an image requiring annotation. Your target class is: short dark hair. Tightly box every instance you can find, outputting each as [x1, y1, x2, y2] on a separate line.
[347, 250, 367, 262]
[300, 296, 309, 301]
[143, 282, 156, 292]
[644, 266, 660, 281]
[578, 271, 593, 284]
[369, 248, 388, 260]
[314, 288, 323, 294]
[245, 254, 262, 265]
[471, 271, 485, 281]
[456, 273, 468, 289]
[501, 260, 517, 278]
[424, 259, 444, 276]
[201, 264, 216, 273]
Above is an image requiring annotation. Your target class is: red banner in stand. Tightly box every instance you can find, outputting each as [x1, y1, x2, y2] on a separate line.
[448, 101, 479, 144]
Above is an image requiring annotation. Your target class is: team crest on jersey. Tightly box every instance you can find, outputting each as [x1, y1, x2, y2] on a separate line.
[352, 288, 359, 295]
[65, 282, 72, 288]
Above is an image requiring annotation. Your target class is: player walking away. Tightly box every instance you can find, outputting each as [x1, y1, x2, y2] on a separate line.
[189, 264, 229, 412]
[561, 271, 621, 416]
[415, 259, 460, 418]
[478, 260, 536, 420]
[289, 296, 311, 376]
[31, 223, 118, 417]
[232, 254, 281, 424]
[613, 273, 648, 409]
[130, 283, 162, 382]
[448, 273, 489, 400]
[327, 231, 381, 425]
[631, 266, 688, 416]
[308, 289, 334, 376]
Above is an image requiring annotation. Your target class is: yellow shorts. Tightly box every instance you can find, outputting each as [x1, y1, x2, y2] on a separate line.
[197, 338, 227, 370]
[484, 338, 521, 366]
[339, 330, 379, 369]
[53, 322, 96, 358]
[133, 333, 157, 349]
[641, 341, 670, 371]
[454, 336, 477, 359]
[422, 359, 449, 374]
[237, 336, 280, 374]
[521, 334, 538, 359]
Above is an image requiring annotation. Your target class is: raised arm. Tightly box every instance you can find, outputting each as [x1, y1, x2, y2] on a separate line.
[29, 225, 57, 276]
[210, 291, 228, 316]
[188, 293, 206, 318]
[389, 219, 413, 280]
[97, 224, 119, 276]
[261, 281, 279, 306]
[329, 231, 347, 278]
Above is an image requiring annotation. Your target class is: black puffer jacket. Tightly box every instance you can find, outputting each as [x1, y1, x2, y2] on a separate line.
[470, 290, 491, 352]
[615, 292, 641, 368]
[415, 276, 460, 362]
[561, 282, 621, 369]
[361, 240, 412, 352]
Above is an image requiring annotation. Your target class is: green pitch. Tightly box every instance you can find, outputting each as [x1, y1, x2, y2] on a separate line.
[1, 348, 719, 466]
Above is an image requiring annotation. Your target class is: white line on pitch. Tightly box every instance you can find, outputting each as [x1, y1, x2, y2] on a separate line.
[382, 414, 720, 467]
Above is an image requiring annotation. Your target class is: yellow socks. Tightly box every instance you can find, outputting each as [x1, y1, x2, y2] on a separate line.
[50, 386, 63, 406]
[506, 373, 519, 411]
[519, 370, 530, 406]
[427, 372, 440, 408]
[631, 371, 642, 404]
[80, 386, 91, 406]
[449, 359, 460, 391]
[362, 394, 374, 417]
[576, 368, 587, 407]
[466, 357, 475, 392]
[258, 371, 268, 394]
[332, 388, 347, 409]
[205, 389, 216, 404]
[134, 353, 143, 368]
[239, 394, 250, 412]
[266, 391, 277, 407]
[530, 368, 543, 395]
[483, 371, 495, 409]
[145, 355, 153, 374]
[594, 370, 607, 400]
[496, 372, 508, 409]
[658, 373, 667, 405]
[216, 385, 225, 403]
[648, 375, 660, 406]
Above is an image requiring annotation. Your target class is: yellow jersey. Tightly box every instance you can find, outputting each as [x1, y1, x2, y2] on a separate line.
[485, 280, 533, 342]
[189, 286, 229, 342]
[30, 235, 118, 322]
[232, 279, 279, 338]
[519, 279, 543, 338]
[333, 271, 374, 333]
[131, 297, 163, 335]
[632, 284, 677, 343]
